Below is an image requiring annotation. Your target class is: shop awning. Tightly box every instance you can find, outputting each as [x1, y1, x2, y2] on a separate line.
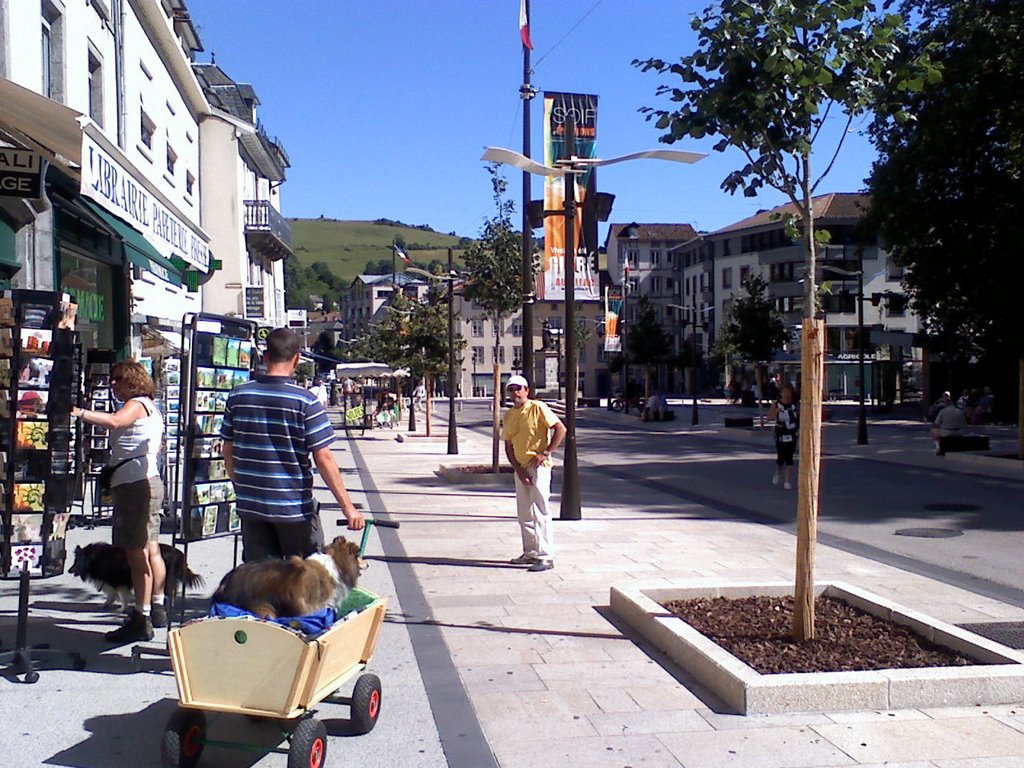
[0, 76, 83, 174]
[82, 200, 183, 287]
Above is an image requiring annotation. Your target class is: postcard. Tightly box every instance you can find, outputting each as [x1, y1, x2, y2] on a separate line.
[0, 296, 13, 327]
[238, 341, 252, 368]
[20, 328, 52, 357]
[228, 503, 240, 532]
[10, 514, 44, 543]
[196, 367, 216, 389]
[202, 504, 219, 536]
[16, 421, 48, 450]
[166, 370, 180, 385]
[215, 369, 233, 390]
[0, 358, 10, 387]
[167, 386, 180, 401]
[226, 338, 240, 368]
[193, 483, 211, 505]
[18, 357, 53, 387]
[233, 369, 250, 387]
[13, 483, 45, 512]
[10, 544, 42, 574]
[58, 299, 77, 330]
[0, 327, 12, 355]
[212, 335, 228, 366]
[165, 357, 181, 372]
[20, 303, 51, 329]
[16, 389, 48, 419]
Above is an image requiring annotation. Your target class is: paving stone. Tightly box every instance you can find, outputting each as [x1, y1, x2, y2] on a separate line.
[657, 724, 856, 767]
[491, 733, 684, 768]
[811, 717, 1024, 763]
[587, 708, 713, 736]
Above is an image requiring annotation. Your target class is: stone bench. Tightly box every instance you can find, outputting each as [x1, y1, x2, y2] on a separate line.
[937, 434, 990, 454]
[724, 416, 754, 428]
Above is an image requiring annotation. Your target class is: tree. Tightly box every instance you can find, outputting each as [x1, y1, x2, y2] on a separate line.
[866, 0, 1024, 458]
[461, 166, 528, 471]
[626, 295, 672, 397]
[635, 0, 930, 640]
[715, 274, 790, 406]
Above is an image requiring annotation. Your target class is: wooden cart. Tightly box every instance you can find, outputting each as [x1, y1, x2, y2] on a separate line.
[162, 588, 387, 768]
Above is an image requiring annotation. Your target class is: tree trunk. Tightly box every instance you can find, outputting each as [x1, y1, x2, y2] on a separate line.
[425, 371, 432, 437]
[492, 361, 502, 473]
[793, 165, 822, 643]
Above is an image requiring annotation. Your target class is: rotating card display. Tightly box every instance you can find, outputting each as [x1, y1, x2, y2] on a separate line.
[84, 349, 116, 515]
[0, 290, 80, 578]
[179, 314, 255, 541]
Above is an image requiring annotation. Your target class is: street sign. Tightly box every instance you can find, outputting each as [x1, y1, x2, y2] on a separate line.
[0, 150, 44, 199]
[244, 286, 265, 319]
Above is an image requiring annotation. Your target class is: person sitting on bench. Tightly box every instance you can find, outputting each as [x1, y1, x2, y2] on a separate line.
[643, 392, 667, 422]
[931, 399, 966, 455]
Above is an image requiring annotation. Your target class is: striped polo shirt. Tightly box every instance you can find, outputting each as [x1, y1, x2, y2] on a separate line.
[220, 375, 334, 522]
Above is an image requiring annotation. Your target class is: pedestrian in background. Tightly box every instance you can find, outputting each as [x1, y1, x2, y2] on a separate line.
[73, 360, 166, 642]
[502, 375, 566, 572]
[309, 377, 329, 407]
[767, 383, 798, 490]
[221, 328, 363, 563]
[931, 397, 967, 455]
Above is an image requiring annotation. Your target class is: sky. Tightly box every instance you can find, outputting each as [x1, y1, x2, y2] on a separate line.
[186, 0, 880, 240]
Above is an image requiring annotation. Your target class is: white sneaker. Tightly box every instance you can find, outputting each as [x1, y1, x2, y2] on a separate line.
[784, 481, 793, 490]
[772, 471, 780, 486]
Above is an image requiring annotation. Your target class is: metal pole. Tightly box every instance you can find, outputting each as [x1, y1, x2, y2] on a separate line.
[691, 290, 699, 425]
[520, 12, 535, 387]
[560, 116, 581, 521]
[622, 269, 629, 410]
[447, 247, 459, 454]
[856, 264, 868, 445]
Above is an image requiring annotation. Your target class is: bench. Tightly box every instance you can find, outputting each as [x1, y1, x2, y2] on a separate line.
[724, 416, 754, 428]
[937, 434, 990, 454]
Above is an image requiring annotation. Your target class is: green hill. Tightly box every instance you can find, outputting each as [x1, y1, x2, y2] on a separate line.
[288, 218, 470, 285]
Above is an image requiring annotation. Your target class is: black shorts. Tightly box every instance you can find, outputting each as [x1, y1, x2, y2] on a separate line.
[240, 510, 325, 562]
[775, 435, 797, 465]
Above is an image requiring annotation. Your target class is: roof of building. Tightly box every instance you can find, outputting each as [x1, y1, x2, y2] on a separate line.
[606, 223, 699, 243]
[355, 273, 427, 288]
[711, 192, 871, 236]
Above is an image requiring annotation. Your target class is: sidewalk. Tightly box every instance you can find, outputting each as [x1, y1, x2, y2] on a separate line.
[2, 405, 1023, 767]
[343, 407, 1024, 767]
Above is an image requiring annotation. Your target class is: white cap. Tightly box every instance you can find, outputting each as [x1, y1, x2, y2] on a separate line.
[506, 375, 529, 390]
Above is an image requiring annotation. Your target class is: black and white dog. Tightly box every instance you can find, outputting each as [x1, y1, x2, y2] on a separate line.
[69, 542, 204, 613]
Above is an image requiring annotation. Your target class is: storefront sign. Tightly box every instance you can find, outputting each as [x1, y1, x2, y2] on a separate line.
[287, 309, 307, 328]
[0, 150, 44, 198]
[80, 133, 209, 272]
[64, 286, 105, 322]
[245, 287, 265, 319]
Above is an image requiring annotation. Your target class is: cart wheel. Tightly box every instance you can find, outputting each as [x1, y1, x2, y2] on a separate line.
[23, 670, 39, 684]
[350, 673, 382, 734]
[161, 708, 206, 768]
[288, 717, 327, 768]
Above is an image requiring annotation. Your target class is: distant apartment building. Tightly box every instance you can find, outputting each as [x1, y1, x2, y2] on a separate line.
[340, 273, 429, 340]
[193, 62, 291, 328]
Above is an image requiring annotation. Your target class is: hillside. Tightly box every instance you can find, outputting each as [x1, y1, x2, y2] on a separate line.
[289, 218, 470, 284]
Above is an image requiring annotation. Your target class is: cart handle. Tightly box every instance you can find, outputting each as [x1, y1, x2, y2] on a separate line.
[337, 516, 400, 556]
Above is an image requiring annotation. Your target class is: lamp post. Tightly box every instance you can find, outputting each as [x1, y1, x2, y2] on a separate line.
[668, 302, 703, 425]
[822, 263, 868, 445]
[482, 139, 705, 522]
[405, 260, 460, 454]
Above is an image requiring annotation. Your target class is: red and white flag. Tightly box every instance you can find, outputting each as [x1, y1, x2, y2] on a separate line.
[519, 0, 533, 50]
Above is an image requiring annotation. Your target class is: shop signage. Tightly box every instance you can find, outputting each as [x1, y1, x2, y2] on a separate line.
[245, 286, 265, 319]
[287, 309, 307, 328]
[0, 150, 44, 198]
[64, 286, 105, 322]
[80, 133, 209, 272]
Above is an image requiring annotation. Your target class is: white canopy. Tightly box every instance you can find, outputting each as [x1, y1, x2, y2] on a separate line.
[334, 362, 407, 378]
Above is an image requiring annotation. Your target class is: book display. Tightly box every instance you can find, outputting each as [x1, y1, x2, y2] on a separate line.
[0, 290, 80, 578]
[83, 349, 117, 521]
[178, 314, 255, 542]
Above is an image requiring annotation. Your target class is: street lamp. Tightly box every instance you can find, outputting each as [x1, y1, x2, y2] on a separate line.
[667, 302, 705, 425]
[821, 262, 868, 445]
[482, 137, 705, 521]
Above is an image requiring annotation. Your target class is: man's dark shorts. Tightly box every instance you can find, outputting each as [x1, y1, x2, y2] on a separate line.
[241, 509, 325, 562]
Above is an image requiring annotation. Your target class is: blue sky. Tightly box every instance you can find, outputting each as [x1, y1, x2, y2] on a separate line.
[187, 0, 879, 240]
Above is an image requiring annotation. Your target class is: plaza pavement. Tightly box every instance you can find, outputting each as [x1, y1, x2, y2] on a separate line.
[1, 400, 1023, 767]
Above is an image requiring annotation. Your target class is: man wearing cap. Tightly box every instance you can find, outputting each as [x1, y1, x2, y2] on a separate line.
[502, 375, 566, 572]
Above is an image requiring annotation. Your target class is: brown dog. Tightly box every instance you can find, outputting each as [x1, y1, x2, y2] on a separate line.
[211, 536, 363, 619]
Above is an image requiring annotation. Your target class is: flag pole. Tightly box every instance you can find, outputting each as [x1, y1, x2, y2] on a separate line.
[520, 0, 536, 389]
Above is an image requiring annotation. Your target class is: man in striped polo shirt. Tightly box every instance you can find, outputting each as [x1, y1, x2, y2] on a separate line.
[221, 328, 364, 562]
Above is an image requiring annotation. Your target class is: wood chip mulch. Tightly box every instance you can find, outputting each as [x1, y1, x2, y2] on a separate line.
[662, 595, 977, 674]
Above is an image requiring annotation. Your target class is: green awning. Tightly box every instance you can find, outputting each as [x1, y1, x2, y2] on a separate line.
[81, 200, 183, 287]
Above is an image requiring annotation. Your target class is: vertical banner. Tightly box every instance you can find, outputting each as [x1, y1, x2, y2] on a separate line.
[541, 92, 600, 302]
[604, 287, 623, 352]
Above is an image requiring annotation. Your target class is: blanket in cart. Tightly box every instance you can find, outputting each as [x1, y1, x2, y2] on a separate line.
[207, 587, 380, 637]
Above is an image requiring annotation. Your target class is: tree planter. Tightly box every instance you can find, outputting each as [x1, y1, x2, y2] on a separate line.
[611, 580, 1024, 715]
[435, 464, 514, 485]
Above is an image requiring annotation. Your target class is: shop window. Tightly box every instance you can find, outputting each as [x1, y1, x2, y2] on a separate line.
[42, 0, 65, 102]
[140, 110, 155, 151]
[87, 47, 103, 127]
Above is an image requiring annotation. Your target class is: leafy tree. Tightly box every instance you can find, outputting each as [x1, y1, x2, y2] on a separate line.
[635, 0, 931, 640]
[626, 295, 672, 397]
[461, 166, 527, 471]
[714, 274, 789, 403]
[866, 0, 1024, 457]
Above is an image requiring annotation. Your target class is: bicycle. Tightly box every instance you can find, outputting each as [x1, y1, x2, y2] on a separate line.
[609, 395, 646, 414]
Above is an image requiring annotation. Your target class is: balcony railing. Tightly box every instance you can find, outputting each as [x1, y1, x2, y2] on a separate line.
[243, 200, 292, 260]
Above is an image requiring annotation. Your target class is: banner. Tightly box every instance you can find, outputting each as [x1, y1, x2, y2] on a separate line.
[604, 287, 623, 352]
[541, 92, 600, 302]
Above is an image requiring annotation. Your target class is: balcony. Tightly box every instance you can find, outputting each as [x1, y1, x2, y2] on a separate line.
[244, 200, 292, 261]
